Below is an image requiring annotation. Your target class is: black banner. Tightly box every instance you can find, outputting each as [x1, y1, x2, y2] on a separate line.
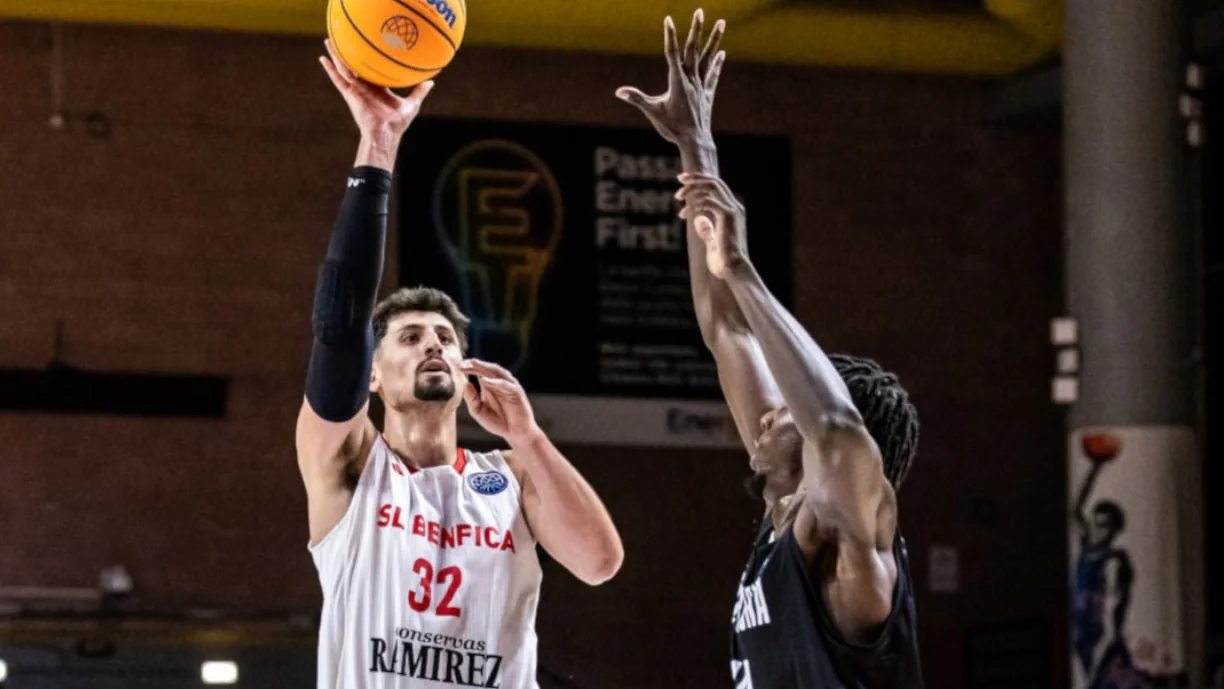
[397, 117, 791, 401]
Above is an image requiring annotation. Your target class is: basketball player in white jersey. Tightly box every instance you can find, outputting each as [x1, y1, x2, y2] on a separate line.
[298, 42, 624, 689]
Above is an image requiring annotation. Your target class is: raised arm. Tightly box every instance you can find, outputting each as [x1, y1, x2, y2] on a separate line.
[1073, 460, 1105, 536]
[296, 41, 434, 546]
[680, 174, 898, 639]
[1074, 435, 1116, 535]
[616, 10, 784, 453]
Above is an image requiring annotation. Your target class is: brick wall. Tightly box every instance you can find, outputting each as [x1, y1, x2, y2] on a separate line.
[0, 21, 1065, 688]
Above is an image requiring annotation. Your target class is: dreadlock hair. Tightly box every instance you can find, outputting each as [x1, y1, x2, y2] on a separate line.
[828, 354, 919, 490]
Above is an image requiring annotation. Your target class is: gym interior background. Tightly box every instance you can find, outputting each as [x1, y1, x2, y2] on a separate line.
[0, 0, 1219, 687]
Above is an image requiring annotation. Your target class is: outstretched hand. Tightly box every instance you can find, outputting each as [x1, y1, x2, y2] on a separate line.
[461, 359, 540, 445]
[677, 172, 749, 279]
[615, 9, 726, 145]
[320, 39, 434, 139]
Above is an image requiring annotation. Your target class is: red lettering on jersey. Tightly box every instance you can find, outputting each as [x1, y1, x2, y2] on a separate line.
[385, 504, 516, 554]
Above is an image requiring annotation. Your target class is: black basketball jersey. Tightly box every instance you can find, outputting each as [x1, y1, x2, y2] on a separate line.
[729, 518, 923, 689]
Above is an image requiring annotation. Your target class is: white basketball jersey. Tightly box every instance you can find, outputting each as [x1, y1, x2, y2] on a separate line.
[310, 437, 542, 689]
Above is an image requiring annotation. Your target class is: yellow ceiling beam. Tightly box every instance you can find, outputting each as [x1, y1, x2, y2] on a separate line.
[985, 0, 1062, 51]
[471, 0, 778, 33]
[722, 5, 1056, 76]
[0, 0, 1063, 76]
[0, 0, 323, 35]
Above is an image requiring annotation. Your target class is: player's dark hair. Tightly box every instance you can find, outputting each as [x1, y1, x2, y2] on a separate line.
[829, 354, 919, 490]
[372, 286, 471, 352]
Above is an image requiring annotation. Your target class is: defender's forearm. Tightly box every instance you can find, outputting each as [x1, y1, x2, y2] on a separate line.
[678, 137, 748, 341]
[722, 260, 858, 437]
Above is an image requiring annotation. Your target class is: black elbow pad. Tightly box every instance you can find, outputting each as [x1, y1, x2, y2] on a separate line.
[312, 260, 358, 344]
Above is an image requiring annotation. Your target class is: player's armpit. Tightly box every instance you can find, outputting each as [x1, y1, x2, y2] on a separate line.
[820, 537, 901, 645]
[705, 324, 786, 456]
[794, 423, 899, 640]
[296, 398, 377, 546]
[793, 511, 899, 644]
[800, 421, 891, 545]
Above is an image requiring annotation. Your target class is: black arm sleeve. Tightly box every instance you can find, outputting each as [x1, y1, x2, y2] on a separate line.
[304, 166, 393, 423]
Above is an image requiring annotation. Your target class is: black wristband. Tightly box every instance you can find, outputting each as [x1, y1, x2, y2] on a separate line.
[348, 166, 393, 192]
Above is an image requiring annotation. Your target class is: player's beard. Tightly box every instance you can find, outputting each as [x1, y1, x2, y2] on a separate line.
[414, 375, 456, 402]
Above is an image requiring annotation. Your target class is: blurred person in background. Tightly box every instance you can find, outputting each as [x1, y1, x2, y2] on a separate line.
[618, 10, 923, 688]
[297, 41, 623, 689]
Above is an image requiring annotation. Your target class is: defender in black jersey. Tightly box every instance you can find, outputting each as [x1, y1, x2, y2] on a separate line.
[617, 10, 924, 688]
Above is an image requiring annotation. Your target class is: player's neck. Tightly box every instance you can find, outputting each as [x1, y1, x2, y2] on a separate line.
[382, 405, 458, 469]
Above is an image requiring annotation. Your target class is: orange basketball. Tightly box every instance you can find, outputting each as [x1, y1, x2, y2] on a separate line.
[327, 0, 466, 88]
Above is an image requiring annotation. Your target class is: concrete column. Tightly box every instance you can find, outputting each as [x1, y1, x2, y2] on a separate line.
[1064, 1, 1200, 687]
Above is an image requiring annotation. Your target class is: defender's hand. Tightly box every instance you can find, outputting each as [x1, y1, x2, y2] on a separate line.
[461, 359, 541, 445]
[320, 39, 434, 138]
[677, 172, 749, 279]
[615, 9, 726, 146]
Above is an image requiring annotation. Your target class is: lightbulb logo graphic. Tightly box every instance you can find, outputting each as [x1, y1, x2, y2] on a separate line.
[431, 140, 563, 372]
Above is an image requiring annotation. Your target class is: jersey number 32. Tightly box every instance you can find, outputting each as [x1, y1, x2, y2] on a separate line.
[408, 558, 463, 617]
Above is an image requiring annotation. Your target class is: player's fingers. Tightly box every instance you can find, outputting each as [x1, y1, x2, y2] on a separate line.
[680, 173, 736, 205]
[674, 179, 719, 199]
[681, 203, 721, 221]
[664, 16, 682, 72]
[319, 57, 350, 93]
[683, 9, 704, 69]
[705, 51, 726, 94]
[480, 377, 519, 396]
[681, 195, 723, 221]
[463, 358, 516, 382]
[686, 192, 735, 218]
[709, 175, 741, 205]
[615, 87, 664, 118]
[699, 20, 725, 73]
[407, 79, 436, 104]
[679, 171, 716, 184]
[615, 86, 656, 113]
[681, 185, 734, 213]
[324, 40, 358, 85]
[694, 214, 717, 241]
[463, 380, 483, 411]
